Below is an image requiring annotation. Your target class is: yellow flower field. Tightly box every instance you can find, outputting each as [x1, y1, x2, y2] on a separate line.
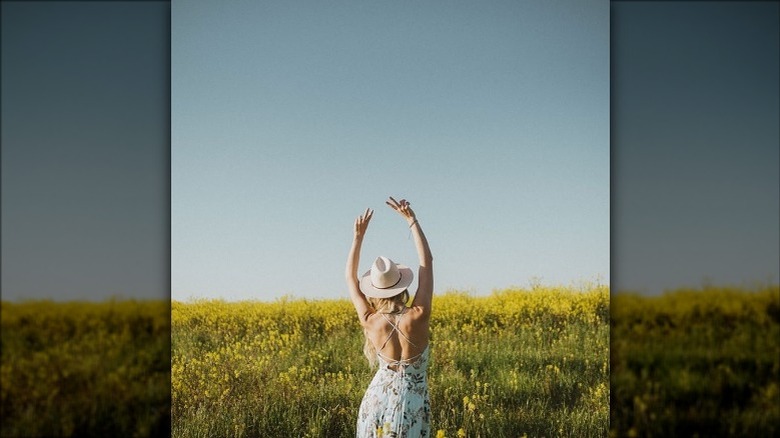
[1, 300, 170, 437]
[610, 286, 779, 437]
[4, 285, 775, 437]
[172, 286, 610, 437]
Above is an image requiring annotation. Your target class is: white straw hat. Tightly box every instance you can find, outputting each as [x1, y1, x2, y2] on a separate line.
[360, 256, 414, 299]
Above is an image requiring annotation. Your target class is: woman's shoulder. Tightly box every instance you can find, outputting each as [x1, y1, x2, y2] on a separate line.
[361, 310, 383, 327]
[405, 305, 430, 320]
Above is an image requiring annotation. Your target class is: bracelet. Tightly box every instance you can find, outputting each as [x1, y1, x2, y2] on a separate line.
[409, 219, 418, 228]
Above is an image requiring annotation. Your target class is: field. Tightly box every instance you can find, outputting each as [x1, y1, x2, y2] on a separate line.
[0, 299, 171, 437]
[3, 286, 774, 437]
[610, 286, 780, 437]
[172, 286, 610, 437]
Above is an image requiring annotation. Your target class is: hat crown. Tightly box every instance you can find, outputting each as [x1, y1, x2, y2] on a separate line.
[360, 256, 413, 298]
[370, 256, 401, 289]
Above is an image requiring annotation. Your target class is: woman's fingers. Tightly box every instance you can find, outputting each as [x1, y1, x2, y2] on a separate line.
[386, 196, 415, 219]
[356, 208, 373, 227]
[387, 196, 406, 212]
[355, 210, 370, 236]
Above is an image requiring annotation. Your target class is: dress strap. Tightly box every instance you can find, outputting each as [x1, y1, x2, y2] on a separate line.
[378, 309, 417, 351]
[377, 349, 424, 364]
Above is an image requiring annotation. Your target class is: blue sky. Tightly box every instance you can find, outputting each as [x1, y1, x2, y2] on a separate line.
[3, 2, 774, 302]
[1, 1, 169, 301]
[612, 2, 779, 294]
[172, 0, 610, 301]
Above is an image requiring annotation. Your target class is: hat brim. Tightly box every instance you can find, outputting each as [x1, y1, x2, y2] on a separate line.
[359, 265, 414, 299]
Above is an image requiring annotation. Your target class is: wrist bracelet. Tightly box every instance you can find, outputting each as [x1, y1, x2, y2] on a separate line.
[409, 219, 418, 228]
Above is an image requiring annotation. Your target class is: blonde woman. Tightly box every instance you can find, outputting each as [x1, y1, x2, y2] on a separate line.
[346, 197, 434, 437]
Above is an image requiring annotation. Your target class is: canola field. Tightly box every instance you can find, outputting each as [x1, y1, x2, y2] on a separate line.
[5, 286, 773, 437]
[0, 300, 170, 437]
[610, 286, 780, 438]
[172, 286, 610, 438]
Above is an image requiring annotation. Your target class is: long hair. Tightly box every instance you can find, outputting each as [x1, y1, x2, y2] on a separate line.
[363, 289, 410, 367]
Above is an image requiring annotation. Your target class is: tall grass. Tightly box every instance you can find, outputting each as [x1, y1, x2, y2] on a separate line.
[3, 286, 775, 436]
[610, 286, 780, 437]
[1, 300, 171, 437]
[172, 286, 610, 437]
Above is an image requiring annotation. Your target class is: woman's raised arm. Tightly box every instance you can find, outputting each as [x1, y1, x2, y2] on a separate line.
[386, 197, 433, 315]
[346, 208, 374, 325]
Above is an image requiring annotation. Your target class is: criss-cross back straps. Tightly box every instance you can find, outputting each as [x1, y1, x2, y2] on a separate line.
[377, 345, 426, 367]
[378, 309, 417, 352]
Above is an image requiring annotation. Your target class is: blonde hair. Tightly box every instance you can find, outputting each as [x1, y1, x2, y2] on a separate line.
[363, 290, 410, 367]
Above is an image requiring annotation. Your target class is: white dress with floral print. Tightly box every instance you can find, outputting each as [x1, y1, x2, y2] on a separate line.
[356, 312, 431, 438]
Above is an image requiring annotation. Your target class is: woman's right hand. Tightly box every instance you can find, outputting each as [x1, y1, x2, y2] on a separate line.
[354, 208, 373, 239]
[386, 196, 416, 224]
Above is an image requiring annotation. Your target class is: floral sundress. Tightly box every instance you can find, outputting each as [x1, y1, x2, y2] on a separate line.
[356, 311, 431, 437]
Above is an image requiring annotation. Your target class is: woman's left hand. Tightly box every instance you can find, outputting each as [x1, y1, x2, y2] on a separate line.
[386, 197, 416, 225]
[354, 208, 373, 239]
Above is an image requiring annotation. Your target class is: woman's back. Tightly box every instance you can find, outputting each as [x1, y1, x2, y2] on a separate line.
[358, 306, 431, 437]
[364, 306, 430, 369]
[346, 198, 433, 437]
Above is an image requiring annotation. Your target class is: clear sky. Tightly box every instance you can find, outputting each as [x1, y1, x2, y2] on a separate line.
[1, 1, 169, 301]
[172, 0, 610, 301]
[3, 2, 775, 303]
[612, 1, 779, 294]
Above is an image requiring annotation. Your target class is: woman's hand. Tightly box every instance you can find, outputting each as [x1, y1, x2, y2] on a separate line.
[387, 196, 433, 315]
[354, 208, 373, 239]
[348, 208, 374, 323]
[386, 196, 416, 225]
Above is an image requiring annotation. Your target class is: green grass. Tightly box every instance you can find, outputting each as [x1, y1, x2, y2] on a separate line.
[3, 285, 776, 437]
[610, 286, 780, 438]
[172, 287, 610, 437]
[1, 300, 171, 437]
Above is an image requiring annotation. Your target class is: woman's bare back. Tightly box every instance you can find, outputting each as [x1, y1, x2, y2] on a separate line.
[365, 306, 430, 366]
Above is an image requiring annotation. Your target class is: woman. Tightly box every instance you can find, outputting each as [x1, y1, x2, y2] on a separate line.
[346, 197, 434, 437]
